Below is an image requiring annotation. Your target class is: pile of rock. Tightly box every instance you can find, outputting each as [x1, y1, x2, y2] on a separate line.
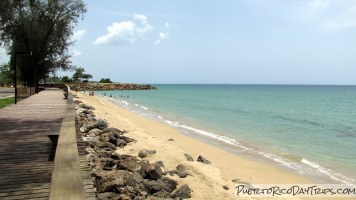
[70, 83, 157, 92]
[75, 101, 192, 199]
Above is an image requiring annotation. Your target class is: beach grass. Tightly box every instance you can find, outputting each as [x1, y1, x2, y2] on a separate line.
[0, 97, 14, 109]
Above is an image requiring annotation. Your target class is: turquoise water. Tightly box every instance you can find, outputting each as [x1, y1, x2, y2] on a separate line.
[96, 85, 356, 184]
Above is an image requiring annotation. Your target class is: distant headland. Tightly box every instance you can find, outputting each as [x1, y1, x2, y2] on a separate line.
[68, 82, 157, 91]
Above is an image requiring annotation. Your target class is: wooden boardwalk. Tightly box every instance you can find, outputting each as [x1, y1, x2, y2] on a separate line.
[0, 89, 64, 199]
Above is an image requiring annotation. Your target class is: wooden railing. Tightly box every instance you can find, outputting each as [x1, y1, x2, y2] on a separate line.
[49, 85, 85, 200]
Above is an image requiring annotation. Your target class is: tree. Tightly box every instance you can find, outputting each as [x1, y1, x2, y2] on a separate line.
[0, 0, 86, 89]
[61, 75, 72, 83]
[99, 78, 112, 83]
[72, 67, 92, 82]
[0, 63, 12, 86]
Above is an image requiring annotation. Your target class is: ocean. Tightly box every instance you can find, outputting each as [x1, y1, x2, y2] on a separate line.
[95, 84, 356, 185]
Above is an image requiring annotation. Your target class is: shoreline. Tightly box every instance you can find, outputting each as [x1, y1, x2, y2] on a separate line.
[100, 90, 356, 186]
[76, 93, 318, 199]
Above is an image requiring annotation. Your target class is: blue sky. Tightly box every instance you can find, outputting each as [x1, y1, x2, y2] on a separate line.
[2, 0, 356, 84]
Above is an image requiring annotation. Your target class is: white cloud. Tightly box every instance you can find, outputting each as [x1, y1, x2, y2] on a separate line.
[72, 49, 83, 57]
[94, 14, 153, 46]
[154, 32, 170, 46]
[72, 30, 87, 41]
[159, 32, 170, 40]
[154, 22, 171, 46]
[134, 14, 153, 34]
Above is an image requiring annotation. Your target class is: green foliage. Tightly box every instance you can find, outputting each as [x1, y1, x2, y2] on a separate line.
[0, 0, 86, 86]
[0, 63, 12, 86]
[46, 75, 61, 83]
[61, 76, 72, 83]
[72, 67, 92, 82]
[99, 78, 112, 83]
[0, 97, 14, 109]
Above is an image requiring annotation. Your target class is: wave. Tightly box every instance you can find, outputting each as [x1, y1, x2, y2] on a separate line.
[162, 121, 356, 185]
[104, 95, 356, 186]
[301, 159, 356, 186]
[121, 101, 129, 106]
[140, 105, 149, 110]
[164, 120, 250, 151]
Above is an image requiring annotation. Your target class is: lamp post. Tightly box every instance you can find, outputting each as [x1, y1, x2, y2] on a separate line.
[14, 51, 32, 104]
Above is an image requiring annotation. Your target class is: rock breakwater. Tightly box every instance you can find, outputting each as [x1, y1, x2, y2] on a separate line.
[75, 100, 192, 199]
[70, 83, 156, 91]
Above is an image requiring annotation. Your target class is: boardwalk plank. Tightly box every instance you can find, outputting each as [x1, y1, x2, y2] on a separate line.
[0, 89, 66, 200]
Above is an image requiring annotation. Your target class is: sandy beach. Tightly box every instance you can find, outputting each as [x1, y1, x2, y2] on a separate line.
[75, 93, 318, 199]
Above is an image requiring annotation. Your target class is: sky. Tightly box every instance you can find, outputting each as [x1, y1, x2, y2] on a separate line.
[2, 0, 356, 85]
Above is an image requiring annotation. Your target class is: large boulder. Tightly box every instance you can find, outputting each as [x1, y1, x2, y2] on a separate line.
[94, 170, 142, 193]
[146, 165, 162, 180]
[88, 128, 103, 136]
[171, 184, 192, 199]
[97, 192, 120, 200]
[80, 124, 91, 133]
[143, 177, 178, 194]
[95, 119, 109, 130]
[103, 127, 122, 135]
[96, 141, 117, 150]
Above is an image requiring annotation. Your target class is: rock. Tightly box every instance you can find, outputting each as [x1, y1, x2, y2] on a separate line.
[103, 127, 122, 135]
[95, 148, 112, 158]
[184, 153, 194, 162]
[100, 158, 117, 171]
[146, 165, 162, 180]
[134, 161, 152, 178]
[88, 128, 103, 135]
[86, 152, 99, 165]
[138, 149, 156, 158]
[197, 155, 211, 164]
[84, 147, 95, 154]
[154, 161, 165, 168]
[117, 156, 140, 171]
[94, 170, 142, 193]
[175, 170, 191, 178]
[223, 185, 230, 190]
[116, 139, 128, 148]
[116, 186, 140, 200]
[76, 107, 87, 115]
[96, 119, 108, 130]
[88, 105, 95, 110]
[167, 138, 175, 142]
[96, 141, 117, 150]
[143, 177, 178, 193]
[171, 184, 192, 199]
[80, 124, 91, 133]
[111, 151, 121, 160]
[176, 164, 187, 171]
[121, 136, 137, 143]
[153, 190, 171, 198]
[98, 192, 120, 200]
[164, 168, 191, 179]
[232, 178, 240, 183]
[99, 132, 118, 144]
